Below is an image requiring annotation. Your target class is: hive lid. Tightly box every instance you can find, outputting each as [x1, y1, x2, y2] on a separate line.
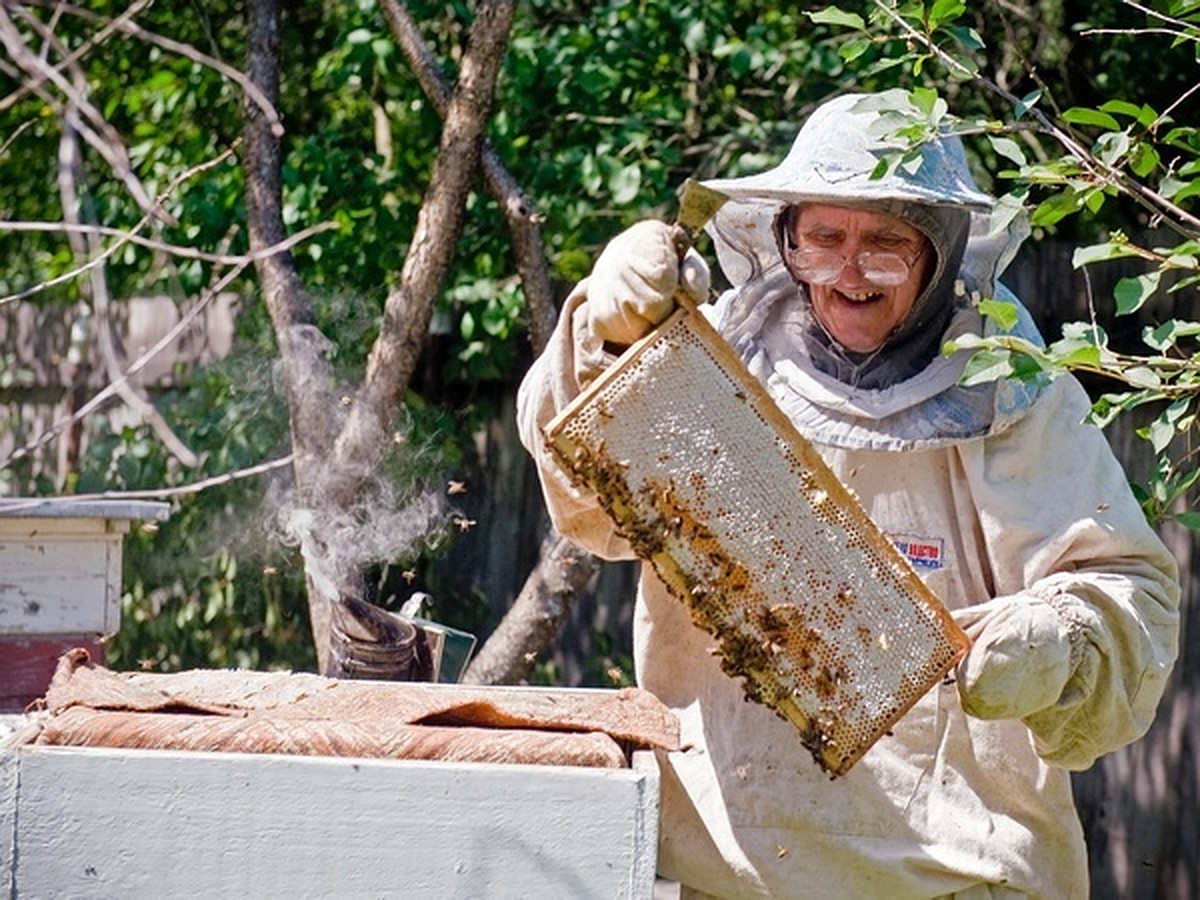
[544, 300, 969, 775]
[0, 498, 170, 522]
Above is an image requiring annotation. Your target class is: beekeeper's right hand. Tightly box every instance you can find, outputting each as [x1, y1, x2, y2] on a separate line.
[585, 220, 711, 348]
[952, 593, 1077, 721]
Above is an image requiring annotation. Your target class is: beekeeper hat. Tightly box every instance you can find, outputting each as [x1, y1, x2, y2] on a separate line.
[701, 90, 1008, 288]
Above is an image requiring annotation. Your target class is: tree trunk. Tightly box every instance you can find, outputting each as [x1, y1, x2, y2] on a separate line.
[381, 0, 598, 685]
[244, 0, 344, 673]
[244, 0, 516, 676]
[462, 530, 600, 685]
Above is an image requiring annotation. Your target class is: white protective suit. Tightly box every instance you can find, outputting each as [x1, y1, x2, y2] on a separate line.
[516, 92, 1180, 899]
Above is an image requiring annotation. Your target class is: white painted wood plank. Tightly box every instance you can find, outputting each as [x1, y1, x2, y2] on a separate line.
[0, 536, 118, 633]
[5, 746, 660, 899]
[0, 499, 169, 523]
[0, 750, 16, 897]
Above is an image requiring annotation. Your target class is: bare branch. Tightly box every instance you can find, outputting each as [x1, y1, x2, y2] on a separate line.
[0, 146, 342, 308]
[57, 105, 200, 468]
[0, 455, 296, 510]
[0, 115, 35, 156]
[380, 0, 557, 353]
[2, 251, 255, 468]
[0, 0, 153, 114]
[1117, 0, 1200, 32]
[10, 0, 284, 134]
[0, 211, 343, 472]
[0, 212, 336, 308]
[0, 5, 166, 222]
[0, 218, 338, 267]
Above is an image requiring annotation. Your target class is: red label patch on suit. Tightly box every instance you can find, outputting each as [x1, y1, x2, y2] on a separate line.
[892, 535, 945, 571]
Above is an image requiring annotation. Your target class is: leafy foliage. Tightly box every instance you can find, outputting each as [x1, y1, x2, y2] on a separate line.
[4, 0, 1198, 672]
[811, 1, 1200, 529]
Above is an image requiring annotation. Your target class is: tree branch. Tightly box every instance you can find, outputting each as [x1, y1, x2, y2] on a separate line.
[8, 0, 284, 134]
[0, 147, 243, 307]
[378, 0, 556, 353]
[332, 0, 516, 470]
[0, 4, 168, 223]
[461, 530, 600, 685]
[871, 0, 1200, 238]
[381, 2, 601, 687]
[57, 109, 199, 469]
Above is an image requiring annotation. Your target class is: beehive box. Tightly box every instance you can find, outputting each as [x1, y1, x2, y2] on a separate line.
[544, 301, 969, 775]
[0, 499, 169, 635]
[0, 499, 170, 712]
[0, 738, 661, 898]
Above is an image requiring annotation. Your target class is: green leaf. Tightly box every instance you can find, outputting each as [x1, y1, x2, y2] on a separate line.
[943, 24, 985, 52]
[987, 134, 1026, 166]
[1062, 107, 1122, 131]
[1053, 342, 1103, 368]
[929, 0, 966, 25]
[989, 192, 1028, 234]
[1167, 177, 1200, 203]
[1015, 90, 1042, 119]
[806, 7, 866, 28]
[1060, 320, 1109, 346]
[682, 21, 707, 54]
[1130, 141, 1160, 177]
[944, 333, 986, 353]
[1095, 130, 1131, 166]
[1124, 365, 1163, 388]
[959, 349, 1016, 385]
[608, 164, 642, 205]
[1166, 397, 1192, 425]
[1147, 414, 1175, 453]
[899, 148, 926, 175]
[1090, 390, 1158, 427]
[977, 298, 1020, 330]
[839, 38, 872, 63]
[1099, 101, 1142, 122]
[1113, 271, 1163, 315]
[1072, 241, 1139, 268]
[910, 87, 942, 118]
[1144, 319, 1200, 351]
[1031, 190, 1085, 226]
[1169, 511, 1200, 532]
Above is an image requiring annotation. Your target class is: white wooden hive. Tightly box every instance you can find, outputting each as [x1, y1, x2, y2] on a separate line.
[544, 301, 969, 775]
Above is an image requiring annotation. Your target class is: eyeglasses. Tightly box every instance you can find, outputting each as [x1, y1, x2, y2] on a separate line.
[783, 242, 927, 287]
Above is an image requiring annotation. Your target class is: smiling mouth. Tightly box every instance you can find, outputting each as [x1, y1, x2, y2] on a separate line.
[835, 288, 884, 304]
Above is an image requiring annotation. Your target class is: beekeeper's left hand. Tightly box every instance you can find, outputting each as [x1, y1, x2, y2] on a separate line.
[952, 593, 1076, 720]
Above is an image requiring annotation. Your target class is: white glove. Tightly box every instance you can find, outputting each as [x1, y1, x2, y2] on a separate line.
[952, 593, 1075, 720]
[585, 220, 711, 347]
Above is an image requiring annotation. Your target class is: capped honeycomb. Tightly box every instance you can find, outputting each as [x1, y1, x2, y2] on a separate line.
[544, 301, 969, 776]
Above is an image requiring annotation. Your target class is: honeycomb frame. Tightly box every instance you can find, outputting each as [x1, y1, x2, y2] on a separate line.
[544, 300, 970, 775]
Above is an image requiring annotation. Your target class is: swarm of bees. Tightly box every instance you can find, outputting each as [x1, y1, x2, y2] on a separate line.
[544, 308, 968, 776]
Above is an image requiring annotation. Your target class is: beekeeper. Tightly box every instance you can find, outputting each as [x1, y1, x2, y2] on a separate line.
[516, 90, 1180, 898]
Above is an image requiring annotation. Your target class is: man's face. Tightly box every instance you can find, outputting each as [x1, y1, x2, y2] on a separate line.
[785, 204, 933, 354]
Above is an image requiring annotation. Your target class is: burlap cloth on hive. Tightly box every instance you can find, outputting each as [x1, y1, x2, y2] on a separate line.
[5, 648, 680, 769]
